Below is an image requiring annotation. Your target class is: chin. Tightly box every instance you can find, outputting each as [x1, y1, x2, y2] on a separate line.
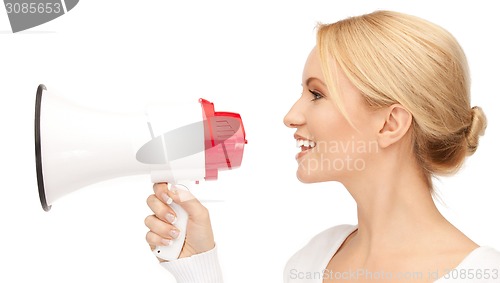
[296, 168, 340, 184]
[296, 170, 321, 183]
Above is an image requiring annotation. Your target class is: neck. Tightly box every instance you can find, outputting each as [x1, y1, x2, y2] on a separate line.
[342, 152, 449, 256]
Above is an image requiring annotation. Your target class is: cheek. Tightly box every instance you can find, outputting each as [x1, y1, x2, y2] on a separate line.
[295, 106, 376, 182]
[310, 112, 351, 145]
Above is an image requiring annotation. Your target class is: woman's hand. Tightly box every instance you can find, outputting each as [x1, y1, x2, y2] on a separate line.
[145, 183, 215, 261]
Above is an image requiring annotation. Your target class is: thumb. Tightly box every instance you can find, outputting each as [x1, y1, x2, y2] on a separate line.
[167, 185, 206, 218]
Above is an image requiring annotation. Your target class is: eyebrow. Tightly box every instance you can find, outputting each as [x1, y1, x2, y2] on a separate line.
[304, 77, 327, 87]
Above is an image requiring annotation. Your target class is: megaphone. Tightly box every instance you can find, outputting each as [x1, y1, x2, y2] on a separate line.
[34, 84, 247, 260]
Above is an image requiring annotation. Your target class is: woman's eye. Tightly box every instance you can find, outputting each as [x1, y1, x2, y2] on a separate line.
[309, 90, 323, 101]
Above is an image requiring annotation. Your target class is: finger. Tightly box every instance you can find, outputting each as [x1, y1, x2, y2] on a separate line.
[146, 194, 177, 224]
[153, 182, 177, 204]
[144, 214, 180, 240]
[145, 231, 173, 247]
[165, 185, 209, 220]
[153, 182, 169, 200]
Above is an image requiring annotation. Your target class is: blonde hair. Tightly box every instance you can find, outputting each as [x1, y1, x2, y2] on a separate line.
[316, 10, 487, 186]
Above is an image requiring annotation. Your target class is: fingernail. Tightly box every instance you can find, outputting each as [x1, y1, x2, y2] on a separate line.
[165, 213, 177, 224]
[170, 229, 180, 239]
[162, 193, 173, 205]
[161, 239, 173, 246]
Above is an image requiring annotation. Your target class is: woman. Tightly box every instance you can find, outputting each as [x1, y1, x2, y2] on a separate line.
[144, 10, 500, 282]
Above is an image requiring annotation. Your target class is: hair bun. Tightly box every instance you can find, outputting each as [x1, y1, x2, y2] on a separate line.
[466, 106, 487, 155]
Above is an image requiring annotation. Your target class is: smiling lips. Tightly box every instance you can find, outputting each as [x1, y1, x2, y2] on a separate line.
[295, 138, 316, 160]
[296, 139, 316, 150]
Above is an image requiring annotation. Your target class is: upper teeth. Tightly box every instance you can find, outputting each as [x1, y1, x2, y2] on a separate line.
[296, 139, 316, 148]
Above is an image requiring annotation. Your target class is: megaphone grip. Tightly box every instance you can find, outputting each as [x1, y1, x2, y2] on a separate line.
[153, 202, 188, 261]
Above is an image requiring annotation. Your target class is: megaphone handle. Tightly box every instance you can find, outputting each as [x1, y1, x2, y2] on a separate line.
[152, 198, 189, 261]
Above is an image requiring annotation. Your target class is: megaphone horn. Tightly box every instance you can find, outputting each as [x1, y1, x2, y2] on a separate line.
[34, 84, 247, 260]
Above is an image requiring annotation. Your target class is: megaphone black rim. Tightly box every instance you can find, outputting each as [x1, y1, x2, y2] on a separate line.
[35, 84, 51, 212]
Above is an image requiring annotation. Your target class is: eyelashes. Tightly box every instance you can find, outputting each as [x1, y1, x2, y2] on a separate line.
[309, 89, 324, 101]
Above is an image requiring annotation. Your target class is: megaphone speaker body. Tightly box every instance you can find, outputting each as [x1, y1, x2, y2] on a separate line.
[35, 84, 246, 260]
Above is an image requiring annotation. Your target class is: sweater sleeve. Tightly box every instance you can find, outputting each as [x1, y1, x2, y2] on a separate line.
[159, 246, 223, 283]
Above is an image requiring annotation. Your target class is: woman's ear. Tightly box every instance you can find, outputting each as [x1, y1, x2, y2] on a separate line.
[377, 104, 412, 149]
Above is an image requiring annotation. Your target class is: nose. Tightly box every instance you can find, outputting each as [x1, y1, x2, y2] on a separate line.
[283, 98, 306, 128]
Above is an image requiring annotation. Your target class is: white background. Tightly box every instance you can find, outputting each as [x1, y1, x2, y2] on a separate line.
[1, 1, 499, 282]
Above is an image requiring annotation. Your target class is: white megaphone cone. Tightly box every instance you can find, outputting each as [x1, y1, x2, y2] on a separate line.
[34, 84, 247, 260]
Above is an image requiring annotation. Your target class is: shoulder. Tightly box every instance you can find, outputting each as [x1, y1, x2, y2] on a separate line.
[438, 246, 500, 282]
[301, 224, 357, 254]
[460, 246, 500, 268]
[283, 224, 357, 282]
